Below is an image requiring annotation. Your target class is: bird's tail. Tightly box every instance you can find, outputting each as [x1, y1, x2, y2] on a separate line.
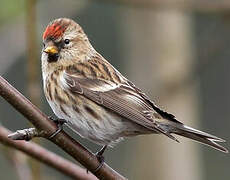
[159, 122, 228, 153]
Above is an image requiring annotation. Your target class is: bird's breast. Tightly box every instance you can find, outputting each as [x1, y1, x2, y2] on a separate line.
[43, 71, 128, 145]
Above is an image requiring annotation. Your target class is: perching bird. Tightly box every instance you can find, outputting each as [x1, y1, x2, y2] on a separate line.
[41, 18, 228, 165]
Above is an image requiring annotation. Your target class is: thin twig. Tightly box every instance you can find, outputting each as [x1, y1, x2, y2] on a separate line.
[8, 128, 40, 141]
[0, 126, 97, 180]
[0, 75, 126, 179]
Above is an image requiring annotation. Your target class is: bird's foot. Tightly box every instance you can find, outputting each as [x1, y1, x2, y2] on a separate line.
[94, 145, 107, 172]
[48, 116, 67, 139]
[87, 145, 107, 173]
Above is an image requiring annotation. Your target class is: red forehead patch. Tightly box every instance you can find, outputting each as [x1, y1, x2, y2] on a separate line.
[43, 22, 67, 40]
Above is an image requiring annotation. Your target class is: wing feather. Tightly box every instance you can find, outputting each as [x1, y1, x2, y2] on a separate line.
[62, 71, 178, 141]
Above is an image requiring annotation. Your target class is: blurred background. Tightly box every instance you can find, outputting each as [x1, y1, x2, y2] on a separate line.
[0, 0, 229, 179]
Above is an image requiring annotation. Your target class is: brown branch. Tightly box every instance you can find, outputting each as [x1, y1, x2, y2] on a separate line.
[0, 75, 126, 179]
[0, 126, 97, 180]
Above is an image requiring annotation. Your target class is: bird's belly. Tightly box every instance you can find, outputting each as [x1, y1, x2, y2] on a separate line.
[47, 99, 127, 146]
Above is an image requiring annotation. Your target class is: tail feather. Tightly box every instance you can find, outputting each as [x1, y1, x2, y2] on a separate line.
[160, 122, 228, 153]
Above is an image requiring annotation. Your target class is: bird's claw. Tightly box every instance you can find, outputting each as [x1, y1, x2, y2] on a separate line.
[48, 116, 67, 139]
[94, 153, 105, 172]
[86, 145, 107, 173]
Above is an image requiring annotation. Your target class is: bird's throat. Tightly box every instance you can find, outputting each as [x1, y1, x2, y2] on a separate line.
[47, 53, 59, 63]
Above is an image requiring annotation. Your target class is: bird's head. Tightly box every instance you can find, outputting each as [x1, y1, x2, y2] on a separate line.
[41, 18, 94, 72]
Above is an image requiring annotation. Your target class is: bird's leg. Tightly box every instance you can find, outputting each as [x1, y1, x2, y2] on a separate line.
[94, 145, 107, 172]
[86, 145, 108, 174]
[48, 115, 67, 139]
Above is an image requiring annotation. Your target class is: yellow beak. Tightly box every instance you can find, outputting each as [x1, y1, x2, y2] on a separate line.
[43, 46, 58, 54]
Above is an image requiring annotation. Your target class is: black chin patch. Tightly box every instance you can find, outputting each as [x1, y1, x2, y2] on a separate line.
[47, 53, 59, 63]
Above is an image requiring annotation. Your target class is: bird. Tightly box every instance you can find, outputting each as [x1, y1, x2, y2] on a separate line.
[41, 18, 228, 167]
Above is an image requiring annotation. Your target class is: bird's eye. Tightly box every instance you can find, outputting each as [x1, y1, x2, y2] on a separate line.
[42, 42, 45, 47]
[64, 39, 70, 44]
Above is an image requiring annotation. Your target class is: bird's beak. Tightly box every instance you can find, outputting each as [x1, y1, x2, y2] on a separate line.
[43, 46, 58, 55]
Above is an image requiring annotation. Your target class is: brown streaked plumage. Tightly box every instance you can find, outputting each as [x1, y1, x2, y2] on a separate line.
[41, 18, 228, 154]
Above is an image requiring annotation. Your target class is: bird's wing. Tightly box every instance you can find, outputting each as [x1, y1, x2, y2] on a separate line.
[62, 70, 179, 141]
